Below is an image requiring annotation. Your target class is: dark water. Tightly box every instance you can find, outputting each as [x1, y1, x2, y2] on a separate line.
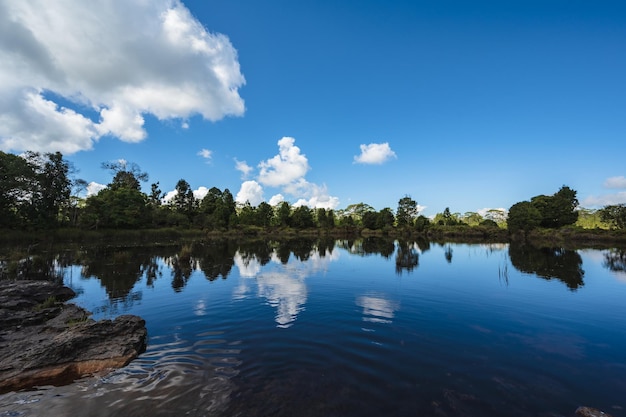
[1, 239, 626, 417]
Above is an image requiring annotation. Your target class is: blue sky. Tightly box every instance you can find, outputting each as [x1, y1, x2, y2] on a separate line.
[1, 0, 625, 216]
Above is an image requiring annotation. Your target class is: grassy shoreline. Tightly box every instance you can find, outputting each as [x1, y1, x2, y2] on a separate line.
[0, 226, 624, 250]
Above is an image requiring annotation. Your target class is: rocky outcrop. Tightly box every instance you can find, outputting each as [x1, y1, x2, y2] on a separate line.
[0, 280, 147, 394]
[575, 407, 614, 417]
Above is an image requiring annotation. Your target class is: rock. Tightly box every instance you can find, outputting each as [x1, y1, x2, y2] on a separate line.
[0, 280, 147, 394]
[575, 407, 613, 417]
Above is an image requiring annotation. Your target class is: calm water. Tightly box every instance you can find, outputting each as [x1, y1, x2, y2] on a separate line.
[1, 239, 626, 417]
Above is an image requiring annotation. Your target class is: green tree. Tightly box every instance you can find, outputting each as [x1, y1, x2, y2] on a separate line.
[340, 203, 375, 226]
[199, 187, 236, 229]
[256, 201, 274, 227]
[316, 208, 335, 228]
[461, 211, 483, 226]
[531, 186, 579, 228]
[415, 215, 431, 232]
[275, 201, 292, 227]
[377, 208, 395, 229]
[102, 160, 148, 191]
[507, 201, 542, 232]
[0, 151, 37, 228]
[80, 161, 150, 229]
[361, 210, 379, 229]
[396, 196, 418, 227]
[291, 205, 315, 229]
[172, 179, 196, 219]
[148, 182, 164, 207]
[599, 204, 626, 230]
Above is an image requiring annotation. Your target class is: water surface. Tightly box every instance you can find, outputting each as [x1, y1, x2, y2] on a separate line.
[1, 239, 625, 417]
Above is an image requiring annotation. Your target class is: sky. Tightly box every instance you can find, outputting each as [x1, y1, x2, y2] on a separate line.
[1, 0, 625, 217]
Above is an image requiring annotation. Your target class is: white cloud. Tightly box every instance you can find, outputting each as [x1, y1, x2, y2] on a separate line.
[258, 137, 310, 187]
[164, 186, 211, 202]
[197, 148, 212, 162]
[582, 192, 626, 207]
[193, 186, 210, 200]
[249, 137, 339, 209]
[236, 180, 264, 206]
[354, 142, 397, 165]
[604, 176, 626, 189]
[163, 190, 177, 203]
[234, 158, 253, 178]
[86, 181, 106, 196]
[269, 194, 285, 206]
[0, 0, 245, 155]
[285, 179, 339, 209]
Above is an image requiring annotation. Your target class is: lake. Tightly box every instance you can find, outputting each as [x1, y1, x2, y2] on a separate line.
[1, 238, 625, 417]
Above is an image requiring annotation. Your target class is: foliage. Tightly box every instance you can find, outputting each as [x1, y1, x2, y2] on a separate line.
[396, 196, 418, 227]
[291, 205, 315, 229]
[507, 201, 542, 232]
[0, 151, 72, 229]
[575, 208, 608, 229]
[599, 204, 626, 230]
[80, 161, 150, 229]
[508, 186, 579, 232]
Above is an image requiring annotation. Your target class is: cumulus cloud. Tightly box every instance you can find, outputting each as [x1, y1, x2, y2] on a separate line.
[0, 0, 245, 154]
[193, 186, 210, 200]
[285, 179, 340, 209]
[86, 181, 106, 196]
[197, 148, 212, 162]
[258, 137, 309, 187]
[354, 142, 397, 165]
[234, 159, 253, 178]
[236, 180, 264, 206]
[163, 185, 210, 203]
[604, 176, 626, 189]
[247, 137, 339, 209]
[269, 194, 285, 206]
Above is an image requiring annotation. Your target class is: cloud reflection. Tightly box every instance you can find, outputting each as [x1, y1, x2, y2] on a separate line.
[233, 248, 339, 327]
[356, 293, 399, 324]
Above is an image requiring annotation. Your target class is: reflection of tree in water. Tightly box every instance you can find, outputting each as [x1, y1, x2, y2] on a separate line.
[362, 237, 395, 258]
[317, 237, 336, 258]
[81, 246, 166, 300]
[508, 242, 584, 290]
[444, 244, 453, 263]
[604, 249, 626, 273]
[238, 240, 274, 267]
[193, 240, 237, 282]
[290, 238, 316, 261]
[396, 241, 419, 274]
[276, 241, 292, 264]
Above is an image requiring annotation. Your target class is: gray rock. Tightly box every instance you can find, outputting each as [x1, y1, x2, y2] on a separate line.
[575, 406, 614, 417]
[0, 280, 147, 393]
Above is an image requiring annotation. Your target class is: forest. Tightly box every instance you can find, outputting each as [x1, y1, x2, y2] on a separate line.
[1, 151, 625, 240]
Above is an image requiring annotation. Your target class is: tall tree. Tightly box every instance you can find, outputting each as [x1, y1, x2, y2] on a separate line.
[0, 152, 36, 228]
[396, 196, 418, 227]
[80, 160, 150, 229]
[172, 179, 196, 218]
[276, 201, 292, 227]
[102, 160, 148, 191]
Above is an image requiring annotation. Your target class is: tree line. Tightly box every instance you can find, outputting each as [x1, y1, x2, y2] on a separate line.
[1, 151, 625, 233]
